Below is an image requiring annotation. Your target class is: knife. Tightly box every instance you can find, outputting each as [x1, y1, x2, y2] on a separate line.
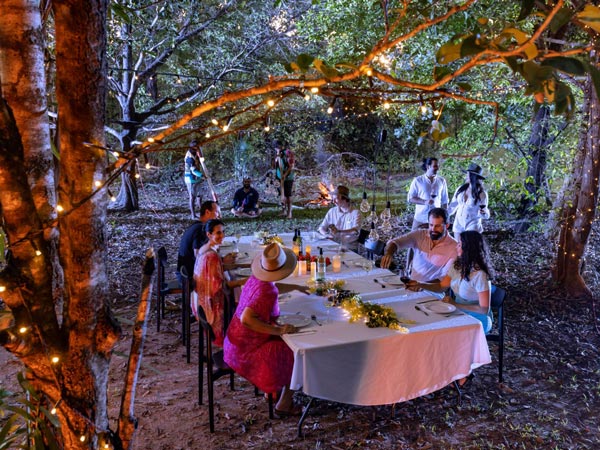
[417, 298, 440, 304]
[414, 305, 429, 316]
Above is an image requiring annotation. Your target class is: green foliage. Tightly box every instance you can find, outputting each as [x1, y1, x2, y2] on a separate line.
[0, 373, 60, 450]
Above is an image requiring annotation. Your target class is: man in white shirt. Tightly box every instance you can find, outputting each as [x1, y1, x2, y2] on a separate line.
[407, 157, 449, 230]
[380, 208, 457, 282]
[318, 185, 362, 251]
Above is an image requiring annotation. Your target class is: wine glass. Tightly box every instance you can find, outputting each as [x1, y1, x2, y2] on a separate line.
[362, 259, 374, 275]
[234, 231, 242, 253]
[310, 231, 317, 242]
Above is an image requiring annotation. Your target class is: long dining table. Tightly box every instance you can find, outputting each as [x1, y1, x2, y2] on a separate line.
[224, 232, 491, 413]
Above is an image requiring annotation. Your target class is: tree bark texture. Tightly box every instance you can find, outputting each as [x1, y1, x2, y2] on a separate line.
[551, 53, 600, 297]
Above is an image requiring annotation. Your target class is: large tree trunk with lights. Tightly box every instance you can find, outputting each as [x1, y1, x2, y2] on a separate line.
[548, 56, 600, 298]
[0, 0, 125, 448]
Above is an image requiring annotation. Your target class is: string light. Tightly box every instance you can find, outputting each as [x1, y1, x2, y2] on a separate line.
[383, 101, 391, 109]
[80, 435, 86, 443]
[18, 326, 28, 334]
[56, 205, 64, 212]
[145, 163, 150, 169]
[267, 99, 275, 107]
[0, 286, 5, 292]
[51, 356, 60, 364]
[310, 87, 319, 93]
[211, 119, 218, 125]
[94, 180, 102, 187]
[205, 132, 211, 138]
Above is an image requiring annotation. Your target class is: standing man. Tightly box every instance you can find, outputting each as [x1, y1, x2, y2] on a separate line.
[380, 208, 457, 282]
[231, 177, 261, 217]
[407, 157, 449, 230]
[318, 185, 362, 252]
[184, 139, 204, 219]
[177, 200, 221, 281]
[274, 140, 295, 219]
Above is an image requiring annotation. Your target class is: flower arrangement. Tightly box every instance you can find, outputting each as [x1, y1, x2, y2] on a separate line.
[340, 296, 413, 333]
[305, 279, 345, 296]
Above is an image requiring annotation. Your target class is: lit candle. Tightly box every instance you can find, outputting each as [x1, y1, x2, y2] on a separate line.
[298, 260, 306, 276]
[332, 254, 341, 273]
[305, 245, 311, 256]
[310, 262, 317, 281]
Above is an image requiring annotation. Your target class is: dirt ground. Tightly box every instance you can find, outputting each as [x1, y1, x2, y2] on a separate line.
[2, 179, 600, 450]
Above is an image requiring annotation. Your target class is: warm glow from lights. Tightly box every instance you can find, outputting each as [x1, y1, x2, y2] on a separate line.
[35, 250, 42, 256]
[0, 286, 6, 292]
[383, 102, 391, 109]
[223, 125, 229, 131]
[200, 157, 205, 163]
[145, 163, 150, 169]
[56, 205, 64, 212]
[366, 68, 373, 76]
[205, 132, 211, 138]
[267, 99, 275, 107]
[327, 106, 333, 114]
[134, 173, 140, 179]
[310, 87, 319, 93]
[147, 137, 155, 143]
[94, 180, 102, 187]
[80, 435, 86, 443]
[304, 94, 310, 101]
[110, 195, 116, 202]
[433, 109, 440, 116]
[19, 327, 28, 334]
[264, 125, 270, 132]
[211, 119, 218, 125]
[420, 105, 428, 114]
[51, 407, 57, 415]
[112, 151, 119, 158]
[51, 356, 60, 364]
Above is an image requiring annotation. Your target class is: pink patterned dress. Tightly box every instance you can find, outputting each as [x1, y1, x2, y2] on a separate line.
[193, 247, 227, 346]
[223, 276, 294, 394]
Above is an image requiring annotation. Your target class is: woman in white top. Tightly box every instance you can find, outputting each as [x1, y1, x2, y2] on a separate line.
[448, 162, 490, 238]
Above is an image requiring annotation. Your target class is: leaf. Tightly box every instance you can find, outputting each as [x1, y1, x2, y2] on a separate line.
[550, 7, 574, 33]
[460, 35, 486, 58]
[457, 82, 472, 92]
[433, 65, 452, 81]
[313, 59, 339, 79]
[110, 3, 132, 24]
[542, 57, 586, 76]
[436, 36, 466, 64]
[517, 0, 535, 21]
[577, 4, 600, 33]
[296, 53, 315, 71]
[553, 81, 574, 119]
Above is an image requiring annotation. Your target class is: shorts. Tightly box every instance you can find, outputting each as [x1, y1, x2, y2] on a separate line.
[282, 179, 294, 198]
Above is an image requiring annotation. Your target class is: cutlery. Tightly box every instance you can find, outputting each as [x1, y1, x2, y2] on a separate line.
[414, 305, 429, 316]
[417, 298, 440, 304]
[288, 329, 317, 335]
[373, 279, 386, 288]
[311, 314, 322, 326]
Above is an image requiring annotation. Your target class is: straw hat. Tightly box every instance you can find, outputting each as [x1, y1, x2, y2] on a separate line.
[251, 243, 297, 282]
[461, 162, 486, 179]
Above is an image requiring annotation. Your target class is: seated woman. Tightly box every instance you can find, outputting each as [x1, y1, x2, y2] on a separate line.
[223, 243, 301, 417]
[405, 230, 493, 333]
[192, 219, 246, 346]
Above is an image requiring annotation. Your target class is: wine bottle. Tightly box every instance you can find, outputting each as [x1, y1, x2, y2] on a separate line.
[317, 247, 326, 281]
[292, 229, 300, 256]
[296, 229, 303, 255]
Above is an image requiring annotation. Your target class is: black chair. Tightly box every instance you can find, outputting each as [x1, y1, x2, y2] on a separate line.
[197, 307, 236, 433]
[364, 239, 386, 261]
[486, 286, 507, 383]
[179, 266, 193, 363]
[156, 247, 183, 333]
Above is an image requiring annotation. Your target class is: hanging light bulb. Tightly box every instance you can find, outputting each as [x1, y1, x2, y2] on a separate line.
[380, 200, 391, 221]
[368, 204, 378, 225]
[360, 192, 370, 213]
[368, 222, 379, 242]
[380, 219, 392, 234]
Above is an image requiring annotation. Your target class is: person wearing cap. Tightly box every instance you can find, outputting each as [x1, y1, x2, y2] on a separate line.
[223, 243, 302, 417]
[448, 162, 490, 238]
[317, 185, 362, 251]
[407, 157, 449, 230]
[184, 139, 204, 219]
[231, 177, 261, 217]
[192, 219, 247, 347]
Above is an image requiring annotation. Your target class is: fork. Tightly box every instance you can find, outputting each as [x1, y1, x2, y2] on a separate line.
[311, 314, 322, 326]
[373, 279, 386, 289]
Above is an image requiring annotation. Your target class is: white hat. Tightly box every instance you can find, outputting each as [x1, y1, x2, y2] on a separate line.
[251, 243, 297, 282]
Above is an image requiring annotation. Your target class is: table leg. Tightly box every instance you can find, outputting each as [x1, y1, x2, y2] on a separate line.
[297, 396, 314, 438]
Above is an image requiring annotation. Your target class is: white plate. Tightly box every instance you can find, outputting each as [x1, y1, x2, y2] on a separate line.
[424, 302, 456, 314]
[235, 268, 253, 277]
[220, 242, 234, 248]
[276, 314, 311, 328]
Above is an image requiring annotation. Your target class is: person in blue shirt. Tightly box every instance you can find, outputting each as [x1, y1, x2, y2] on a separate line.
[231, 178, 261, 217]
[184, 140, 204, 219]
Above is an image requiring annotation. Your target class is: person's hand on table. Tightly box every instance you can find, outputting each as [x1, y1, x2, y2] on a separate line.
[223, 252, 237, 265]
[280, 324, 297, 335]
[404, 280, 422, 292]
[380, 253, 393, 269]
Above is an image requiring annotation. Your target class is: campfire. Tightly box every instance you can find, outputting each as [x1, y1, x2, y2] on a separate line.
[306, 182, 333, 207]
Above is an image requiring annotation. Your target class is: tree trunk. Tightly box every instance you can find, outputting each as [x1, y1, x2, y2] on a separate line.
[548, 53, 600, 297]
[520, 104, 550, 213]
[113, 169, 139, 211]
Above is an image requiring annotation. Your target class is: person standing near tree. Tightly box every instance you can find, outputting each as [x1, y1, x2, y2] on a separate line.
[407, 157, 449, 230]
[274, 140, 295, 219]
[184, 139, 204, 219]
[448, 162, 490, 239]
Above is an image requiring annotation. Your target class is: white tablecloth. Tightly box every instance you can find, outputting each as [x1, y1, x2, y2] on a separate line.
[228, 233, 491, 406]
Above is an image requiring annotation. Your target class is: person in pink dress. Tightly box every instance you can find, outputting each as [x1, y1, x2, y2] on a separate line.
[223, 243, 302, 417]
[192, 219, 246, 346]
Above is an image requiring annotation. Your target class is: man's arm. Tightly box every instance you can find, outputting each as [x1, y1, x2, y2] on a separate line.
[380, 232, 419, 269]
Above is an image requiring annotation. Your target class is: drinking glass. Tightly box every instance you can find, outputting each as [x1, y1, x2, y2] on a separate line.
[310, 231, 317, 242]
[362, 259, 374, 275]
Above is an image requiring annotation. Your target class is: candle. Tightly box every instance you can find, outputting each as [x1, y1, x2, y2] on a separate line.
[305, 245, 311, 256]
[298, 260, 307, 276]
[310, 262, 317, 281]
[332, 254, 341, 273]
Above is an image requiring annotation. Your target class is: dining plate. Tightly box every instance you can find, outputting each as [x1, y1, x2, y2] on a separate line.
[424, 302, 456, 314]
[219, 242, 234, 248]
[235, 267, 253, 277]
[276, 314, 311, 328]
